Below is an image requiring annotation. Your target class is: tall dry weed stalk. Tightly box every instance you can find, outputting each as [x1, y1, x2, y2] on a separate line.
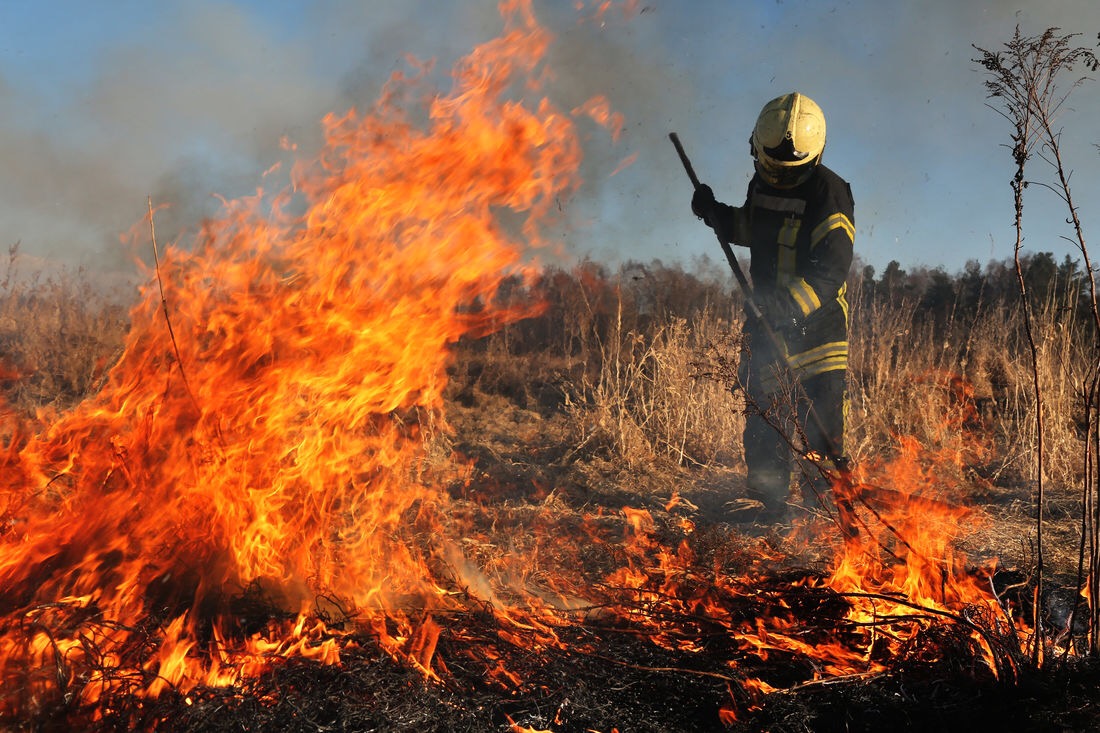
[976, 26, 1099, 659]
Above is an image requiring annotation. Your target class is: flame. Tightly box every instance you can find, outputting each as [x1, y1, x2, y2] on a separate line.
[823, 372, 1009, 671]
[0, 0, 611, 708]
[0, 0, 1037, 723]
[575, 371, 1026, 723]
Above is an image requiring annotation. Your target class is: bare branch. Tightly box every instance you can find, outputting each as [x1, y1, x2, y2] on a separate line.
[975, 25, 1100, 662]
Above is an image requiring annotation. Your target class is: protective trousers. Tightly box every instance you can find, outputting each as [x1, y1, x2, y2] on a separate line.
[737, 325, 846, 513]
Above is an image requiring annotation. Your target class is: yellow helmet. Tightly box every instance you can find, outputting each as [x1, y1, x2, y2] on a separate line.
[751, 92, 826, 188]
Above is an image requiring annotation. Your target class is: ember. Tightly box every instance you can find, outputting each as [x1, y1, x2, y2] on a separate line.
[1, 2, 1098, 732]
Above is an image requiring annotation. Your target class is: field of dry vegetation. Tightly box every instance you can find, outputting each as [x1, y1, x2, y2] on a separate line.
[443, 253, 1093, 570]
[2, 247, 1098, 731]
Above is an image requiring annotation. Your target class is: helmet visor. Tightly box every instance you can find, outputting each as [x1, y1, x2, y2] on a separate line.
[763, 135, 812, 163]
[754, 157, 816, 188]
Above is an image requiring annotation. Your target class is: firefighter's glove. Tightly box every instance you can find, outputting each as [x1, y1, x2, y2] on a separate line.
[692, 186, 750, 246]
[691, 184, 717, 224]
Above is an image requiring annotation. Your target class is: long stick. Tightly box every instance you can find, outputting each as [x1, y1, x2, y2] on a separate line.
[669, 132, 859, 539]
[668, 134, 767, 323]
[148, 196, 201, 414]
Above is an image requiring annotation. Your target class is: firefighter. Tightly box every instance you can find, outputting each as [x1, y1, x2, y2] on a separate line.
[690, 92, 854, 524]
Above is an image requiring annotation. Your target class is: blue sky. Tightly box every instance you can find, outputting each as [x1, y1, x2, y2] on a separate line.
[1, 0, 1098, 279]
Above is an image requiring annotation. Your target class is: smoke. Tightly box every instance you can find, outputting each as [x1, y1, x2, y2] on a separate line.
[0, 2, 481, 273]
[0, 4, 327, 273]
[0, 1, 686, 276]
[1, 0, 1097, 277]
[542, 5, 694, 261]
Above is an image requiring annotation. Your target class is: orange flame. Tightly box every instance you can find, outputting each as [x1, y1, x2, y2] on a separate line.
[582, 372, 1026, 723]
[0, 0, 607, 706]
[816, 373, 1016, 677]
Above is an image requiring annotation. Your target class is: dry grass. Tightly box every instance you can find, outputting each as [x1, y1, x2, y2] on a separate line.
[0, 258, 1091, 572]
[0, 249, 130, 414]
[3, 257, 1098, 730]
[1, 257, 1089, 489]
[561, 302, 745, 469]
[847, 276, 1087, 492]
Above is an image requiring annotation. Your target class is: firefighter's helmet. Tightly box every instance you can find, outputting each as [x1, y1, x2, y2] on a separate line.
[751, 92, 826, 188]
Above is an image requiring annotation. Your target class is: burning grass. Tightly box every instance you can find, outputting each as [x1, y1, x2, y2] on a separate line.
[2, 452, 1092, 733]
[2, 338, 1095, 731]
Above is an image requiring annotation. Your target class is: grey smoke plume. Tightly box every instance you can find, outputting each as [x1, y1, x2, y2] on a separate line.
[1, 0, 1097, 277]
[0, 1, 686, 275]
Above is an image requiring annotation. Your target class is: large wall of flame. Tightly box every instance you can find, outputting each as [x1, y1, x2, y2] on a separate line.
[0, 0, 590, 630]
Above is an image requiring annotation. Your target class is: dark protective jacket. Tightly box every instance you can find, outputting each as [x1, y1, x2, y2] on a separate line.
[712, 163, 854, 382]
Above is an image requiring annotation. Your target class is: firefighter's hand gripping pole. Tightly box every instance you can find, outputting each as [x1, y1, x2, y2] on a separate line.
[668, 133, 765, 324]
[669, 131, 860, 540]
